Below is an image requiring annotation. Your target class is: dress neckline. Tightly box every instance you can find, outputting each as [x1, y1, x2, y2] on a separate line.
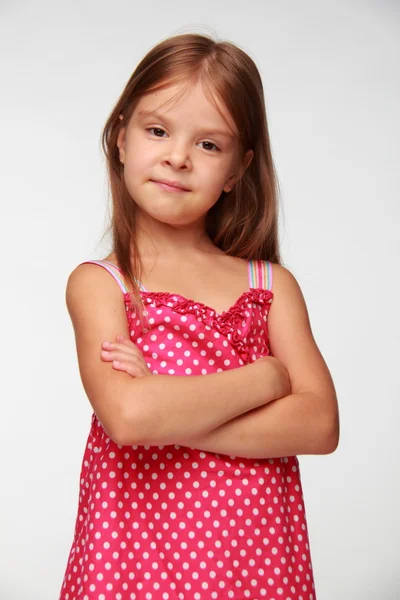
[100, 259, 273, 318]
[125, 287, 274, 319]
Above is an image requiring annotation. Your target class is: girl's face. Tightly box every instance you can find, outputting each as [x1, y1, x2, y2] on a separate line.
[117, 80, 253, 229]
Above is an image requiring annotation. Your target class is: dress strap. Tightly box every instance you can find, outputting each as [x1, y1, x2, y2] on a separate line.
[80, 260, 134, 294]
[248, 259, 273, 291]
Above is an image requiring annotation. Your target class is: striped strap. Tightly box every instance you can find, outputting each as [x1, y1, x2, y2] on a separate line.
[80, 260, 144, 294]
[248, 260, 273, 290]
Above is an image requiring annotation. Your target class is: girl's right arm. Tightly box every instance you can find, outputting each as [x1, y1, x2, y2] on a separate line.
[66, 264, 289, 447]
[127, 359, 288, 446]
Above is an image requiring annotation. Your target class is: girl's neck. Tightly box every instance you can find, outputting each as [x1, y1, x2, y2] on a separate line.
[135, 223, 224, 262]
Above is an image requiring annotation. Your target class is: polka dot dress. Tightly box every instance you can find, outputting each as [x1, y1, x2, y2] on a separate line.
[59, 259, 316, 600]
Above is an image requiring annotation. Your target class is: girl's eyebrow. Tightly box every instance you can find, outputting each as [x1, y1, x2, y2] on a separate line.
[137, 109, 235, 140]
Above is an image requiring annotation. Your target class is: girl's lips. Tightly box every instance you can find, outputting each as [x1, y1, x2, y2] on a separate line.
[152, 180, 190, 193]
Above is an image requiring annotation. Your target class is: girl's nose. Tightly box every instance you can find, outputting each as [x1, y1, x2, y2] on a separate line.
[162, 145, 191, 170]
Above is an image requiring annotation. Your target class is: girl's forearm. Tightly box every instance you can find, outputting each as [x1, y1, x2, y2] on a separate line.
[177, 392, 338, 459]
[120, 359, 282, 446]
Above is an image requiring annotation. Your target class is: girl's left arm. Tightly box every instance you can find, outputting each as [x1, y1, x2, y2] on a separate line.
[177, 264, 340, 459]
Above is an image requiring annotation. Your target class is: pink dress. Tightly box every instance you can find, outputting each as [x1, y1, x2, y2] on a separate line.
[59, 258, 316, 600]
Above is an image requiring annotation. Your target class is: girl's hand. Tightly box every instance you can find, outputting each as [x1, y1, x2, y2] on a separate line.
[100, 334, 152, 378]
[255, 355, 292, 400]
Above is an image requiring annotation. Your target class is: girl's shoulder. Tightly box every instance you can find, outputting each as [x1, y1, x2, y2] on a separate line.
[69, 254, 131, 296]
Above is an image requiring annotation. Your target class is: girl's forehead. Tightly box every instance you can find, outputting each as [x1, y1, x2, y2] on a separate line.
[136, 79, 210, 110]
[132, 80, 237, 135]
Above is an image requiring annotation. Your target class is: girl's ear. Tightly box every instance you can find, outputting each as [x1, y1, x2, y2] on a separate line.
[228, 149, 254, 190]
[242, 148, 254, 174]
[117, 116, 126, 163]
[223, 149, 254, 192]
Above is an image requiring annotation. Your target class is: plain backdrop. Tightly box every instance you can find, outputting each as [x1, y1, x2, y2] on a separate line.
[1, 1, 399, 599]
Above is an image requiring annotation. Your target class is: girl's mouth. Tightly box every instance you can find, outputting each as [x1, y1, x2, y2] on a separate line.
[151, 180, 190, 193]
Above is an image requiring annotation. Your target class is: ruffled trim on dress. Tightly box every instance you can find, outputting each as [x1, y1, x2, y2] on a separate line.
[126, 288, 273, 365]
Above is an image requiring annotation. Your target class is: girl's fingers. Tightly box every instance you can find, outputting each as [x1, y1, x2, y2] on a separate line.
[116, 334, 137, 348]
[101, 336, 152, 377]
[101, 348, 141, 364]
[115, 337, 146, 358]
[112, 360, 137, 377]
[101, 340, 140, 358]
[112, 360, 152, 378]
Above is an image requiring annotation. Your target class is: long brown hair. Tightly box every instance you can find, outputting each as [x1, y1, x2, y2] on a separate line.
[100, 32, 283, 330]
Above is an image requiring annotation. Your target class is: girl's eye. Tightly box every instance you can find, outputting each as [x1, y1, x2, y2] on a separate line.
[146, 127, 220, 152]
[147, 127, 167, 138]
[200, 141, 219, 152]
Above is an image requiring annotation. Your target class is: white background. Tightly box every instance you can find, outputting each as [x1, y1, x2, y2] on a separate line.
[1, 1, 399, 598]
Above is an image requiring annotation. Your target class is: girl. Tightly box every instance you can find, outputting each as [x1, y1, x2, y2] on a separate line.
[59, 33, 339, 600]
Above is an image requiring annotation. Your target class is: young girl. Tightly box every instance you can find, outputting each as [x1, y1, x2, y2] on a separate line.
[59, 33, 339, 600]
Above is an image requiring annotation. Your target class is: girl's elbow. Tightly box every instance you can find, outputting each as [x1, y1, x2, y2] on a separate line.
[316, 394, 340, 454]
[114, 387, 149, 446]
[113, 422, 146, 447]
[319, 433, 339, 454]
[116, 409, 148, 446]
[319, 419, 340, 454]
